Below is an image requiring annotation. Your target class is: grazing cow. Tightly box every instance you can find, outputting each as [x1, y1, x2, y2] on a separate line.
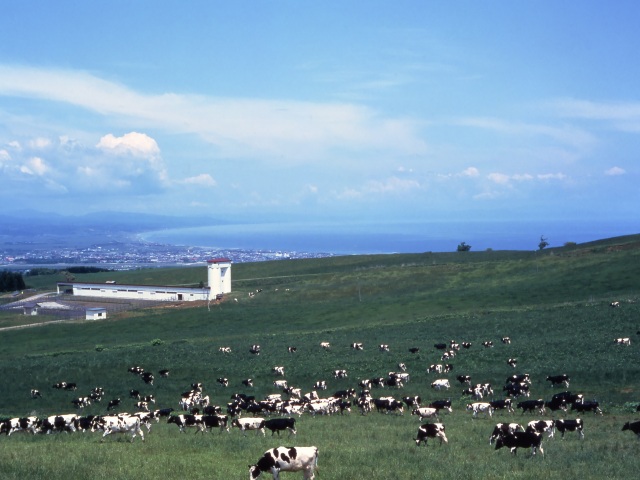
[412, 407, 439, 421]
[250, 345, 261, 355]
[610, 301, 620, 307]
[506, 373, 531, 385]
[373, 397, 404, 415]
[129, 389, 141, 400]
[389, 372, 410, 383]
[135, 401, 150, 412]
[526, 420, 555, 439]
[571, 400, 603, 415]
[489, 422, 524, 444]
[385, 377, 403, 388]
[546, 374, 570, 388]
[141, 372, 154, 385]
[428, 364, 443, 374]
[482, 341, 494, 348]
[545, 398, 569, 413]
[502, 336, 511, 344]
[274, 380, 288, 390]
[71, 397, 91, 409]
[333, 389, 357, 400]
[397, 363, 407, 372]
[249, 446, 319, 480]
[242, 379, 254, 387]
[402, 395, 421, 408]
[191, 382, 204, 392]
[622, 420, 640, 438]
[358, 379, 372, 389]
[431, 379, 450, 391]
[320, 342, 331, 349]
[370, 377, 386, 388]
[555, 419, 584, 439]
[334, 370, 348, 379]
[288, 346, 297, 353]
[461, 342, 472, 349]
[507, 358, 517, 368]
[495, 431, 544, 456]
[128, 366, 144, 374]
[552, 391, 583, 405]
[159, 369, 170, 377]
[232, 417, 266, 436]
[351, 342, 364, 350]
[490, 398, 515, 414]
[30, 389, 42, 399]
[167, 414, 205, 433]
[614, 337, 631, 346]
[264, 417, 297, 436]
[156, 408, 174, 418]
[107, 398, 121, 411]
[517, 399, 546, 415]
[313, 380, 327, 390]
[219, 346, 232, 353]
[408, 347, 420, 354]
[456, 375, 471, 385]
[379, 344, 390, 352]
[415, 422, 448, 446]
[52, 381, 67, 389]
[504, 382, 530, 398]
[273, 366, 285, 376]
[64, 382, 77, 391]
[217, 377, 229, 387]
[434, 343, 447, 350]
[141, 394, 155, 404]
[429, 400, 453, 414]
[93, 415, 144, 442]
[467, 402, 494, 418]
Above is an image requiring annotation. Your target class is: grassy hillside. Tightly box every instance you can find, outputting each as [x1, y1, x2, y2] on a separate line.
[1, 235, 640, 479]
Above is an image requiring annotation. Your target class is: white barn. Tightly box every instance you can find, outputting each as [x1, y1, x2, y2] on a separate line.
[56, 258, 232, 303]
[86, 307, 107, 320]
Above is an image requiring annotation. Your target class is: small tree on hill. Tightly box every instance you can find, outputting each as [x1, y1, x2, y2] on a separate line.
[538, 235, 549, 251]
[457, 241, 472, 252]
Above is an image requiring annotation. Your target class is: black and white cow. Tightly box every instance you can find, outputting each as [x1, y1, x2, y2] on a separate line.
[504, 382, 530, 398]
[555, 419, 584, 439]
[71, 397, 91, 409]
[622, 420, 640, 438]
[506, 373, 531, 385]
[334, 370, 348, 379]
[379, 344, 390, 352]
[429, 400, 453, 414]
[320, 342, 331, 349]
[412, 407, 439, 421]
[167, 414, 205, 433]
[351, 342, 364, 350]
[250, 344, 261, 355]
[614, 337, 631, 346]
[507, 358, 517, 368]
[431, 379, 450, 391]
[217, 377, 229, 387]
[249, 446, 319, 480]
[200, 414, 229, 433]
[30, 389, 42, 399]
[263, 417, 297, 436]
[526, 420, 555, 439]
[571, 400, 603, 415]
[467, 402, 494, 418]
[495, 431, 544, 456]
[93, 414, 145, 442]
[517, 399, 545, 415]
[415, 422, 448, 446]
[456, 375, 471, 385]
[141, 372, 154, 385]
[241, 378, 254, 388]
[434, 343, 447, 350]
[482, 341, 494, 348]
[41, 414, 78, 434]
[232, 417, 266, 436]
[272, 366, 285, 376]
[408, 347, 420, 354]
[402, 395, 421, 409]
[159, 369, 170, 377]
[288, 346, 297, 353]
[372, 397, 404, 415]
[489, 422, 524, 444]
[219, 346, 232, 353]
[501, 336, 512, 344]
[6, 417, 40, 436]
[128, 366, 144, 374]
[313, 380, 327, 390]
[490, 398, 515, 414]
[546, 374, 570, 388]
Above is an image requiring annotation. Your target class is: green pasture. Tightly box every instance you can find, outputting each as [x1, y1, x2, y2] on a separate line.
[1, 235, 640, 479]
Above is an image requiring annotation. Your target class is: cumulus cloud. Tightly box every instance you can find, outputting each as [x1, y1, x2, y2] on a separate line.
[605, 166, 625, 176]
[96, 132, 160, 157]
[20, 156, 48, 176]
[461, 166, 479, 177]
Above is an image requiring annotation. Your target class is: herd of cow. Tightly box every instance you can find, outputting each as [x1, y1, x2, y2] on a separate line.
[2, 332, 640, 479]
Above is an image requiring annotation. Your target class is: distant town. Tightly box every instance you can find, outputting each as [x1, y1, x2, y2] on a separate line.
[0, 239, 334, 272]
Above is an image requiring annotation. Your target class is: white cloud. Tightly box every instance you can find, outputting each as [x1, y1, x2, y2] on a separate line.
[182, 173, 217, 187]
[29, 137, 51, 149]
[0, 65, 428, 163]
[605, 166, 625, 176]
[461, 166, 479, 177]
[20, 156, 48, 176]
[0, 149, 9, 162]
[487, 172, 510, 185]
[96, 132, 160, 157]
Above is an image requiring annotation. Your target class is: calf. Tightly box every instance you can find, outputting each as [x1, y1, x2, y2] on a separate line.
[622, 420, 640, 438]
[263, 417, 297, 436]
[415, 422, 448, 446]
[249, 446, 319, 480]
[489, 422, 524, 444]
[555, 418, 584, 439]
[495, 431, 544, 456]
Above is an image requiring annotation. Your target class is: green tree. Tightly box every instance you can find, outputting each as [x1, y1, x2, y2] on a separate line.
[538, 235, 549, 250]
[457, 241, 472, 252]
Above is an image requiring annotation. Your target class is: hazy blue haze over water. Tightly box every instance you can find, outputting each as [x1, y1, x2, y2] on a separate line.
[140, 220, 639, 255]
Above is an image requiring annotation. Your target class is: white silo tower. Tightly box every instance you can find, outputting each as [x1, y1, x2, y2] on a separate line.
[207, 258, 232, 296]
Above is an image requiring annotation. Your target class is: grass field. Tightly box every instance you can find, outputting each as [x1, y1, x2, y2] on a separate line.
[1, 235, 640, 479]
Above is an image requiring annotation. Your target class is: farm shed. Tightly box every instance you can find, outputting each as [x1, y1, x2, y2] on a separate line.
[86, 307, 107, 320]
[22, 302, 40, 316]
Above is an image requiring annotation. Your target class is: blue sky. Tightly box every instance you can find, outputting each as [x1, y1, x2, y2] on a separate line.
[1, 1, 638, 235]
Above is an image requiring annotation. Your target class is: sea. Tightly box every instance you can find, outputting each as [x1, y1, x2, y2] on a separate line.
[139, 219, 639, 256]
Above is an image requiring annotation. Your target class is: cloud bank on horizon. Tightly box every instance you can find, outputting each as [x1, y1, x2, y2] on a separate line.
[0, 1, 638, 230]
